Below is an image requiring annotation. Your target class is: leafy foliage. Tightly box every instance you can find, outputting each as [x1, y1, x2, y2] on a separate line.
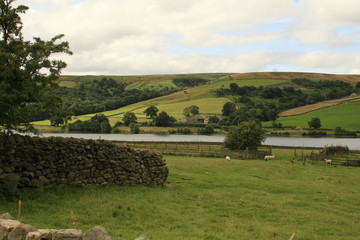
[143, 105, 159, 119]
[129, 123, 140, 134]
[154, 111, 176, 126]
[224, 121, 265, 150]
[123, 112, 137, 126]
[198, 124, 215, 135]
[0, 0, 72, 133]
[321, 145, 349, 155]
[183, 105, 200, 117]
[216, 78, 357, 126]
[68, 114, 112, 133]
[308, 117, 321, 129]
[172, 77, 208, 87]
[222, 102, 236, 116]
[45, 78, 178, 118]
[334, 127, 357, 137]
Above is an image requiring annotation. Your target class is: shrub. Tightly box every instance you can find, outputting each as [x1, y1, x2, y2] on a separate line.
[321, 145, 349, 155]
[129, 123, 140, 134]
[114, 121, 123, 128]
[198, 125, 215, 135]
[335, 127, 357, 137]
[112, 127, 122, 134]
[177, 128, 192, 134]
[303, 131, 327, 136]
[272, 122, 283, 129]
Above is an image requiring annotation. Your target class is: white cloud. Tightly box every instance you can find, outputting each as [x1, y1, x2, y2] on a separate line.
[17, 0, 360, 75]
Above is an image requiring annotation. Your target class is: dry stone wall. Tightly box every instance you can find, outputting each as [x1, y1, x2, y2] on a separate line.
[0, 134, 168, 190]
[0, 213, 151, 240]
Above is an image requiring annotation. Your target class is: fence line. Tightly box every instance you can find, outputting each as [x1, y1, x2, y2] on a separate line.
[114, 141, 271, 159]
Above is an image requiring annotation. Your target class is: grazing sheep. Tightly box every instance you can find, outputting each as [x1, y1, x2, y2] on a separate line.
[264, 155, 275, 161]
[325, 159, 333, 165]
[225, 156, 231, 161]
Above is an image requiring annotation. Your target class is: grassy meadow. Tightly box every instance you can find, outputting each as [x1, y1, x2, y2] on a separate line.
[269, 102, 360, 131]
[1, 150, 360, 240]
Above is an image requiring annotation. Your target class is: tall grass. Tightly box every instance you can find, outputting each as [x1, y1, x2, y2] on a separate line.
[1, 152, 359, 239]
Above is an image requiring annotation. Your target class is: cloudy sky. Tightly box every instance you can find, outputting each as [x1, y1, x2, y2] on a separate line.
[18, 0, 360, 75]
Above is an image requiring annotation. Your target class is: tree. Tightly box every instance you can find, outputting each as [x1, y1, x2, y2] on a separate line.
[129, 123, 140, 134]
[143, 105, 158, 119]
[183, 105, 199, 117]
[308, 117, 321, 129]
[154, 111, 175, 126]
[229, 83, 239, 93]
[224, 121, 265, 150]
[355, 82, 360, 93]
[123, 112, 137, 126]
[222, 102, 236, 116]
[198, 124, 215, 135]
[0, 0, 72, 133]
[67, 114, 111, 133]
[208, 115, 220, 124]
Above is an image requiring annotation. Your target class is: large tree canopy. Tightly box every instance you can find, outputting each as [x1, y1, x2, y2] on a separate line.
[0, 0, 72, 133]
[224, 121, 265, 150]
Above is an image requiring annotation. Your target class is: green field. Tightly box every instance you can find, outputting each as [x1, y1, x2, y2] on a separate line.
[1, 152, 359, 240]
[268, 102, 360, 131]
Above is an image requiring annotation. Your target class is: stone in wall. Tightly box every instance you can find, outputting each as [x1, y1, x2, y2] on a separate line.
[26, 229, 57, 240]
[52, 229, 83, 240]
[8, 224, 37, 240]
[0, 219, 21, 240]
[83, 226, 111, 240]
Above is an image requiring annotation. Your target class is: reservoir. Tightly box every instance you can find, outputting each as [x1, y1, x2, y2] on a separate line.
[36, 133, 360, 150]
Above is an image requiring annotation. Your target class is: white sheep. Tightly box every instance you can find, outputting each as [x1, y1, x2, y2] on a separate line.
[225, 156, 231, 161]
[264, 155, 275, 161]
[325, 159, 333, 165]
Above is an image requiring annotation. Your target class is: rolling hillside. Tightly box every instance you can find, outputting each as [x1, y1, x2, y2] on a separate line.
[269, 102, 360, 131]
[70, 78, 289, 125]
[33, 72, 360, 129]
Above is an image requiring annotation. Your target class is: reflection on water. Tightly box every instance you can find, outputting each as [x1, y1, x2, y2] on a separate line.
[35, 133, 360, 150]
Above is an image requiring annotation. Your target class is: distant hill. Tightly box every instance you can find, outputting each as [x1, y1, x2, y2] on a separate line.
[229, 72, 360, 82]
[32, 72, 360, 130]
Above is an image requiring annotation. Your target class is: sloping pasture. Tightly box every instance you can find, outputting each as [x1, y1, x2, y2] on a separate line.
[273, 102, 360, 131]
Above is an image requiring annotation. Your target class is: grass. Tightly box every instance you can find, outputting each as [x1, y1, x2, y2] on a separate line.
[279, 95, 360, 117]
[270, 102, 360, 131]
[1, 150, 360, 239]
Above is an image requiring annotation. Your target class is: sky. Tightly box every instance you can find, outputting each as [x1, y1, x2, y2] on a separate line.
[18, 0, 360, 75]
